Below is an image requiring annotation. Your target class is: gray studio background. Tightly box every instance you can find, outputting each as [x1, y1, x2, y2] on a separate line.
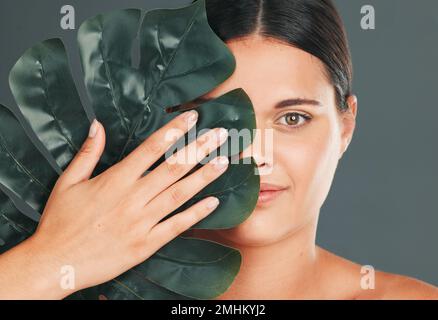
[0, 0, 437, 287]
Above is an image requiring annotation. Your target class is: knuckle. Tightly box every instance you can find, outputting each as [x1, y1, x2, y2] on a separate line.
[165, 158, 185, 177]
[192, 205, 207, 220]
[203, 162, 220, 180]
[79, 141, 94, 157]
[177, 111, 194, 129]
[196, 131, 212, 150]
[170, 218, 187, 235]
[142, 138, 163, 156]
[163, 127, 183, 146]
[195, 134, 213, 161]
[169, 187, 185, 203]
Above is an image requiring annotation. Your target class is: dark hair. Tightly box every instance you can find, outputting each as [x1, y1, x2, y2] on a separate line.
[198, 0, 353, 112]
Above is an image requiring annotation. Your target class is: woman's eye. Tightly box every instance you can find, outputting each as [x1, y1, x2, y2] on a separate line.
[276, 112, 311, 128]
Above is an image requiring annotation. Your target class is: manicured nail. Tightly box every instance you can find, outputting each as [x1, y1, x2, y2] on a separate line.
[212, 156, 229, 171]
[216, 128, 228, 143]
[206, 197, 220, 209]
[88, 119, 99, 138]
[184, 110, 198, 124]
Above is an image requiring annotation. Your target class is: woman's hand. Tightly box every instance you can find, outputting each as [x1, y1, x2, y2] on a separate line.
[0, 110, 229, 299]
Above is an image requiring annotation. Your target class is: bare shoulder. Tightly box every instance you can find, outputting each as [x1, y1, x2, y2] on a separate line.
[368, 271, 438, 300]
[316, 246, 438, 300]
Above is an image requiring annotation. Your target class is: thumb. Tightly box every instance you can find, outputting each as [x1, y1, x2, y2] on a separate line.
[60, 119, 105, 187]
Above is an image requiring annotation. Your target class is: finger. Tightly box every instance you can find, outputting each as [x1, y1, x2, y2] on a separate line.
[59, 119, 105, 187]
[143, 155, 229, 227]
[147, 196, 220, 252]
[117, 110, 198, 180]
[132, 126, 228, 204]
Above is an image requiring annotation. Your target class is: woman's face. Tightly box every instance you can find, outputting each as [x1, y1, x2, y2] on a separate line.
[196, 35, 356, 246]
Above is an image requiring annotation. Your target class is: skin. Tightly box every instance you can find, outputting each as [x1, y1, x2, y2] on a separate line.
[184, 35, 438, 299]
[0, 34, 436, 300]
[0, 110, 231, 299]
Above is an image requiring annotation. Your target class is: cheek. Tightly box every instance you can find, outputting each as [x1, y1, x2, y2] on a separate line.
[211, 117, 341, 246]
[277, 117, 340, 212]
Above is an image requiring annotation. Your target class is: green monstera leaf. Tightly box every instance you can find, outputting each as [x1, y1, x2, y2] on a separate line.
[0, 0, 260, 300]
[0, 191, 37, 254]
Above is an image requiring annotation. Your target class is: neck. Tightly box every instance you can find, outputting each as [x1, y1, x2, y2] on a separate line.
[189, 217, 321, 299]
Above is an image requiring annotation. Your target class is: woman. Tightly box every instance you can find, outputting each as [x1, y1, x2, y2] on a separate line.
[0, 0, 437, 299]
[185, 0, 438, 299]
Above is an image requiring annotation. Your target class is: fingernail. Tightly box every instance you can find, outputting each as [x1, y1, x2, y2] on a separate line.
[206, 197, 220, 209]
[88, 119, 99, 138]
[184, 110, 198, 124]
[212, 156, 229, 171]
[216, 128, 228, 143]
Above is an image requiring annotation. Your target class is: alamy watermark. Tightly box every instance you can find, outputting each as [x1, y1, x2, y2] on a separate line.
[360, 265, 376, 290]
[60, 5, 75, 30]
[361, 5, 375, 30]
[60, 265, 75, 291]
[163, 127, 274, 176]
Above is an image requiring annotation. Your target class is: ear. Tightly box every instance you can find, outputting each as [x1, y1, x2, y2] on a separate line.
[339, 94, 358, 160]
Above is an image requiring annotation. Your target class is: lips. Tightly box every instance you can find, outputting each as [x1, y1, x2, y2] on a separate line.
[257, 183, 288, 206]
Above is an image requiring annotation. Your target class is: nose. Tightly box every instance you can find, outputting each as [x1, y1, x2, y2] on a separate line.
[239, 127, 274, 175]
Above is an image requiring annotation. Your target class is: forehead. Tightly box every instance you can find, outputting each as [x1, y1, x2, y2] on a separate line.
[204, 35, 333, 105]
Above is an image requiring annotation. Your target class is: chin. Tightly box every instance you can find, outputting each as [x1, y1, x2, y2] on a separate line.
[213, 207, 290, 247]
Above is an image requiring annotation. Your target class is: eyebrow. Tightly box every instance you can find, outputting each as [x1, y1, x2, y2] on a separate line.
[273, 98, 322, 109]
[192, 97, 323, 108]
